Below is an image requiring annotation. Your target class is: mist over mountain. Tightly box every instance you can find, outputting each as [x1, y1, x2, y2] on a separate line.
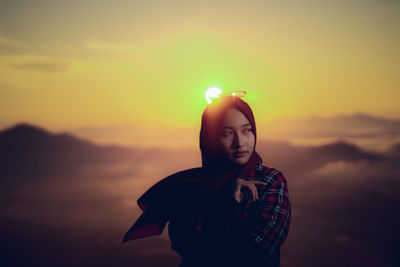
[1, 123, 399, 267]
[267, 112, 400, 137]
[261, 112, 400, 152]
[258, 138, 398, 176]
[2, 122, 399, 184]
[0, 123, 143, 185]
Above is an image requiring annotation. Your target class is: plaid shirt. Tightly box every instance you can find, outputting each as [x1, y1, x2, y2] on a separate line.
[168, 162, 291, 267]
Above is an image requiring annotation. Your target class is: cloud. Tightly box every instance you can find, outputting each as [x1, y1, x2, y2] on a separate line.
[12, 55, 67, 73]
[261, 112, 400, 152]
[0, 53, 69, 73]
[0, 36, 25, 53]
[1, 124, 400, 266]
[84, 41, 138, 56]
[2, 145, 399, 267]
[12, 60, 68, 73]
[268, 112, 400, 139]
[67, 123, 200, 148]
[304, 159, 400, 190]
[309, 160, 371, 179]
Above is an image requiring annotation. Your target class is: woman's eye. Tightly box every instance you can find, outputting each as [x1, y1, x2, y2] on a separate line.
[244, 128, 253, 134]
[222, 131, 233, 137]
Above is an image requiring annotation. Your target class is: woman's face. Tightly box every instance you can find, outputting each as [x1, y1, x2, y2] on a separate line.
[218, 108, 255, 165]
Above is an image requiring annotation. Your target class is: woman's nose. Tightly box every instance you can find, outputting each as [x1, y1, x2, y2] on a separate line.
[233, 133, 245, 148]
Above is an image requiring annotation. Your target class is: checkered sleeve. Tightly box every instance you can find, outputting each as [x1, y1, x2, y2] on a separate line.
[240, 168, 291, 264]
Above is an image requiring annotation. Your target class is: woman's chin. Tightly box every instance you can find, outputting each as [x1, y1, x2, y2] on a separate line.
[232, 157, 249, 165]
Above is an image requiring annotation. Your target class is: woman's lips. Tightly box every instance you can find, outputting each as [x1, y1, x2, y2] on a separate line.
[234, 151, 247, 157]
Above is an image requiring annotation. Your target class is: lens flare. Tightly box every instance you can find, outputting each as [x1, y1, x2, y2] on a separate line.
[205, 87, 223, 104]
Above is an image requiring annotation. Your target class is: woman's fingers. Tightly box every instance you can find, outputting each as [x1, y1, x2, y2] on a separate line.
[250, 180, 267, 201]
[242, 179, 266, 202]
[248, 182, 258, 201]
[234, 178, 267, 202]
[233, 184, 242, 203]
[252, 180, 268, 185]
[236, 177, 246, 186]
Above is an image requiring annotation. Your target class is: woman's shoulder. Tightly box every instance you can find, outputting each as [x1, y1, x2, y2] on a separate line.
[251, 162, 287, 186]
[159, 167, 204, 183]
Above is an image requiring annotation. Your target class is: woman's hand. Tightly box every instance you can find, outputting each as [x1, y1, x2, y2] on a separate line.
[233, 178, 268, 203]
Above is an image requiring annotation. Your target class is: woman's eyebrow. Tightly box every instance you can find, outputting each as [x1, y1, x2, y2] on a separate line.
[222, 123, 251, 129]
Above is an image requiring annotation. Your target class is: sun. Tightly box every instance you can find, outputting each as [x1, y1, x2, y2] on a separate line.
[205, 87, 223, 104]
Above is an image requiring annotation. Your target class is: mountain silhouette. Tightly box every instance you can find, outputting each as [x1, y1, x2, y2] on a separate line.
[0, 123, 139, 186]
[1, 123, 399, 187]
[258, 139, 398, 174]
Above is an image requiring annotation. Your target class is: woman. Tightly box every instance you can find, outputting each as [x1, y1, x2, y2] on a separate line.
[123, 95, 291, 267]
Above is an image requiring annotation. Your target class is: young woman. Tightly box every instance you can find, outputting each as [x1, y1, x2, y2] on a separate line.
[123, 95, 291, 267]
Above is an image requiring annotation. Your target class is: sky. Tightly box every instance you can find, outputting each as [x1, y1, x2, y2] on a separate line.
[1, 0, 399, 147]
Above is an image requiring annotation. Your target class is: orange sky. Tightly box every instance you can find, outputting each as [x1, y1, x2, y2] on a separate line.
[1, 0, 399, 147]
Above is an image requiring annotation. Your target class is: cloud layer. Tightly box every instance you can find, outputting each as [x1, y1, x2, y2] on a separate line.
[1, 123, 399, 266]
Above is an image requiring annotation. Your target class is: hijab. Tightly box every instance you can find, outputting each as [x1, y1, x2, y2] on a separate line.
[122, 95, 262, 243]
